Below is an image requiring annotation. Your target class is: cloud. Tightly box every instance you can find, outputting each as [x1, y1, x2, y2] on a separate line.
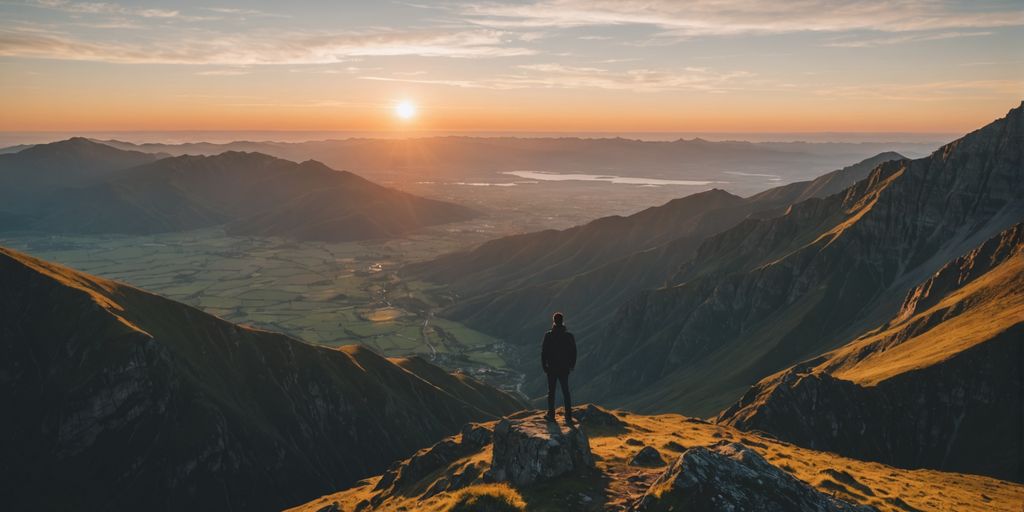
[459, 0, 1024, 36]
[361, 63, 757, 92]
[201, 7, 289, 18]
[0, 27, 535, 65]
[814, 79, 1024, 101]
[33, 0, 180, 18]
[825, 30, 993, 47]
[195, 68, 250, 76]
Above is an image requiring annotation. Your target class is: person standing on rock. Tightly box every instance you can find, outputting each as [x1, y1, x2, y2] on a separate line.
[542, 312, 577, 425]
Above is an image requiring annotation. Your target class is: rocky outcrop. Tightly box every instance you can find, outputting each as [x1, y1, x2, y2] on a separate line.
[633, 443, 875, 511]
[487, 414, 595, 485]
[576, 403, 627, 430]
[629, 446, 665, 467]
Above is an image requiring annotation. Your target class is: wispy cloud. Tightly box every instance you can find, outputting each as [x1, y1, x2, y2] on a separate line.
[460, 0, 1024, 35]
[33, 0, 181, 19]
[201, 7, 289, 19]
[814, 79, 1024, 101]
[195, 68, 249, 76]
[0, 27, 535, 64]
[825, 30, 993, 47]
[361, 63, 757, 92]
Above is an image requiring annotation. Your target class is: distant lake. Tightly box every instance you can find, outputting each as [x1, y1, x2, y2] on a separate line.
[502, 170, 724, 186]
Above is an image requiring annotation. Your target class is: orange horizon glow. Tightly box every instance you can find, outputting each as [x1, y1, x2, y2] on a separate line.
[1, 98, 1015, 135]
[2, 1, 1022, 136]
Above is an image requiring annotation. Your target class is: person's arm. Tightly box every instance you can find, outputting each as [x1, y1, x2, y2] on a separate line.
[541, 332, 550, 372]
[569, 333, 577, 372]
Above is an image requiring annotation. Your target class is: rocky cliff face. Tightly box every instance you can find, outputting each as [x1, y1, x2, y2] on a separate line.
[576, 103, 1023, 415]
[718, 223, 1024, 482]
[0, 247, 523, 511]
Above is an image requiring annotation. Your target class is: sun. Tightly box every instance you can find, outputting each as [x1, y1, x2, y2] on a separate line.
[395, 101, 417, 120]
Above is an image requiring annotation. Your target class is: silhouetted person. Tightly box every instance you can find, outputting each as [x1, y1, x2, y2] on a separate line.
[542, 312, 576, 425]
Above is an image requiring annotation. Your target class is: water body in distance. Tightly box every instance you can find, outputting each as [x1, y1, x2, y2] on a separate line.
[503, 170, 725, 186]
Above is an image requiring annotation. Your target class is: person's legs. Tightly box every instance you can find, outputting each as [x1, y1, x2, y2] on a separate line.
[546, 372, 557, 420]
[559, 373, 572, 420]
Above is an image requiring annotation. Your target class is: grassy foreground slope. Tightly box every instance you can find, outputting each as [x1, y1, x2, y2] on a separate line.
[289, 407, 1024, 512]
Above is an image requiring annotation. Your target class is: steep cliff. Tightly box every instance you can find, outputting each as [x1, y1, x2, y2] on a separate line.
[718, 223, 1024, 481]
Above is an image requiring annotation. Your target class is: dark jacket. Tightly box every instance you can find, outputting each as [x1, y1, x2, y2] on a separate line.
[541, 325, 577, 374]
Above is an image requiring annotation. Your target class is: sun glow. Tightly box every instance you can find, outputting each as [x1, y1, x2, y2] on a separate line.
[395, 101, 416, 120]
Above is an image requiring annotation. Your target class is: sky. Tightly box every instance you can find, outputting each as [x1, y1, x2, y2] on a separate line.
[1, 0, 1022, 135]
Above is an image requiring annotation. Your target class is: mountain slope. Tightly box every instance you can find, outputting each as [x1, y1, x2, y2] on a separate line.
[718, 223, 1024, 481]
[0, 246, 523, 511]
[576, 102, 1023, 416]
[0, 137, 159, 213]
[407, 188, 746, 297]
[5, 145, 476, 240]
[407, 152, 903, 394]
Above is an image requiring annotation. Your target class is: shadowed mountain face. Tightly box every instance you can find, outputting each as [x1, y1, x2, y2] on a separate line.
[575, 103, 1022, 416]
[718, 223, 1024, 481]
[0, 137, 160, 212]
[93, 137, 932, 192]
[407, 152, 903, 394]
[0, 142, 476, 241]
[0, 247, 523, 511]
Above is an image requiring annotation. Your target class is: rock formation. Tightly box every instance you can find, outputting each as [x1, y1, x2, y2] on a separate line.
[633, 443, 875, 511]
[487, 415, 595, 485]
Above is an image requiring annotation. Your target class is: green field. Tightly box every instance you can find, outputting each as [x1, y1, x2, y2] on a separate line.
[1, 226, 523, 391]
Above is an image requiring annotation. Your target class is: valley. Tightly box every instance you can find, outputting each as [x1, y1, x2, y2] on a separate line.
[0, 223, 527, 391]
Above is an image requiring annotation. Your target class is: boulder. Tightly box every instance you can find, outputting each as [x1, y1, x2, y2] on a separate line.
[576, 403, 627, 429]
[629, 446, 665, 467]
[633, 442, 875, 511]
[487, 414, 595, 485]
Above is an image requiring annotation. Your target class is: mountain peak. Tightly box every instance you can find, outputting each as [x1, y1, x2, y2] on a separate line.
[21, 137, 119, 155]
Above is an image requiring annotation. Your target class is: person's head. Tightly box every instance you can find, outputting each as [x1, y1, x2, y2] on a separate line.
[552, 312, 564, 326]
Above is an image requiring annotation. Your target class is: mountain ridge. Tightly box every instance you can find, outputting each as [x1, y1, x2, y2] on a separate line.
[0, 141, 476, 241]
[0, 245, 523, 510]
[717, 222, 1024, 481]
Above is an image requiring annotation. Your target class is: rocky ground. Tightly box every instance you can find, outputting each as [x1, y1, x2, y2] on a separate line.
[288, 405, 1024, 511]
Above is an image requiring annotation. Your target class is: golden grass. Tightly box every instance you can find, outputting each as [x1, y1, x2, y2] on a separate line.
[830, 255, 1023, 385]
[288, 409, 1024, 512]
[445, 484, 527, 512]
